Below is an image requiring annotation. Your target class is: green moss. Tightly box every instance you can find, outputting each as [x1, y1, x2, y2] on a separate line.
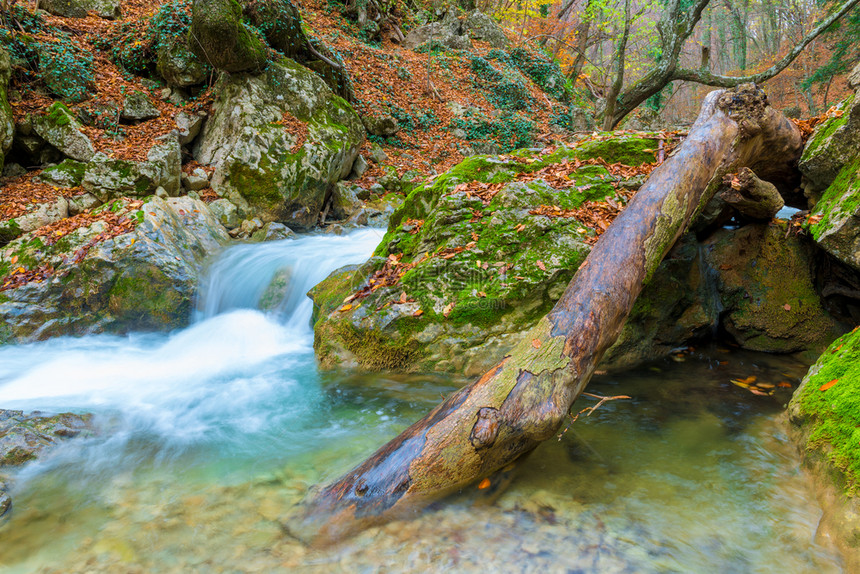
[40, 159, 87, 186]
[801, 94, 855, 162]
[573, 134, 658, 165]
[46, 101, 73, 126]
[794, 327, 860, 494]
[810, 154, 860, 240]
[0, 218, 22, 245]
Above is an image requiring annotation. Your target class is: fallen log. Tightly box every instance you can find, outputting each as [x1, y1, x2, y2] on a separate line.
[300, 84, 802, 543]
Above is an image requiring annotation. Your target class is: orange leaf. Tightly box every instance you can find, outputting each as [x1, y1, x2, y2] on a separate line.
[783, 303, 791, 311]
[339, 303, 353, 312]
[738, 375, 757, 384]
[536, 260, 546, 271]
[777, 381, 792, 388]
[531, 339, 542, 349]
[820, 378, 839, 392]
[413, 309, 423, 317]
[478, 478, 491, 490]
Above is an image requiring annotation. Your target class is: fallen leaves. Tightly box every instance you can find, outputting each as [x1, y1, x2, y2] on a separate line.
[2, 199, 144, 292]
[820, 378, 839, 392]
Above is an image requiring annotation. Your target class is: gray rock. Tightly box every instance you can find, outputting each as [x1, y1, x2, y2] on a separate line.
[330, 181, 363, 219]
[208, 198, 241, 229]
[196, 59, 364, 230]
[154, 186, 169, 199]
[350, 154, 368, 179]
[2, 163, 26, 179]
[0, 196, 229, 341]
[37, 159, 87, 187]
[849, 61, 860, 90]
[181, 168, 210, 191]
[175, 111, 205, 146]
[403, 11, 473, 51]
[464, 11, 508, 48]
[121, 90, 161, 122]
[67, 192, 101, 215]
[82, 137, 181, 201]
[250, 222, 295, 242]
[361, 114, 399, 136]
[157, 36, 208, 88]
[11, 197, 70, 235]
[0, 409, 94, 466]
[31, 104, 96, 162]
[36, 0, 121, 18]
[369, 143, 388, 164]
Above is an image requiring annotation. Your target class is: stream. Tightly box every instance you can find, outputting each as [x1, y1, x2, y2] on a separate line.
[0, 229, 845, 573]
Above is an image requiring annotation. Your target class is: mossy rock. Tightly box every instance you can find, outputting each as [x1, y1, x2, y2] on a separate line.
[197, 59, 364, 230]
[705, 222, 843, 353]
[38, 159, 88, 187]
[800, 93, 860, 196]
[0, 197, 228, 342]
[807, 154, 860, 272]
[787, 328, 860, 566]
[310, 135, 686, 376]
[188, 0, 268, 74]
[0, 409, 94, 467]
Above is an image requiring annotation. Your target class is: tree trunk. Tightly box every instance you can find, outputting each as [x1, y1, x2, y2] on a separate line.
[601, 0, 632, 131]
[299, 85, 802, 544]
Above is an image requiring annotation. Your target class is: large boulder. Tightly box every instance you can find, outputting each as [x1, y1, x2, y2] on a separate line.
[799, 93, 860, 197]
[403, 10, 473, 51]
[188, 0, 268, 74]
[787, 328, 860, 571]
[806, 154, 860, 272]
[797, 89, 860, 274]
[82, 137, 181, 201]
[310, 137, 673, 375]
[465, 11, 508, 48]
[31, 103, 96, 162]
[704, 222, 842, 353]
[0, 196, 228, 342]
[195, 58, 364, 229]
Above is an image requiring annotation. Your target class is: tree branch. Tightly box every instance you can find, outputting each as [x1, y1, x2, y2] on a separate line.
[673, 0, 860, 87]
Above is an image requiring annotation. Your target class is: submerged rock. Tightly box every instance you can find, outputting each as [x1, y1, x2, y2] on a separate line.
[0, 409, 94, 520]
[195, 58, 364, 230]
[787, 328, 860, 572]
[0, 196, 228, 342]
[704, 223, 842, 353]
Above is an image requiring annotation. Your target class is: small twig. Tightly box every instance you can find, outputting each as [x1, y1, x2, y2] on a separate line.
[658, 138, 665, 164]
[557, 392, 631, 440]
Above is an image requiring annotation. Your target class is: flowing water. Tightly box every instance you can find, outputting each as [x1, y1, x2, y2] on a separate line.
[0, 229, 845, 573]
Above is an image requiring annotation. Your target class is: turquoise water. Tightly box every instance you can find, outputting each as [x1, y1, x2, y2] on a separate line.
[0, 230, 843, 573]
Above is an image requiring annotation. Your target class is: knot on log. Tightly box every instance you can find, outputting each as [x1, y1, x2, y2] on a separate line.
[470, 407, 501, 450]
[717, 83, 768, 137]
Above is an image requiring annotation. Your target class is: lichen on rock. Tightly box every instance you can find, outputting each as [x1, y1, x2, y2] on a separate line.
[196, 58, 364, 230]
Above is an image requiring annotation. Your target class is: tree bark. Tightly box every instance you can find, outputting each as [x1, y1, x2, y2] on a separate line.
[299, 85, 802, 544]
[720, 167, 784, 220]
